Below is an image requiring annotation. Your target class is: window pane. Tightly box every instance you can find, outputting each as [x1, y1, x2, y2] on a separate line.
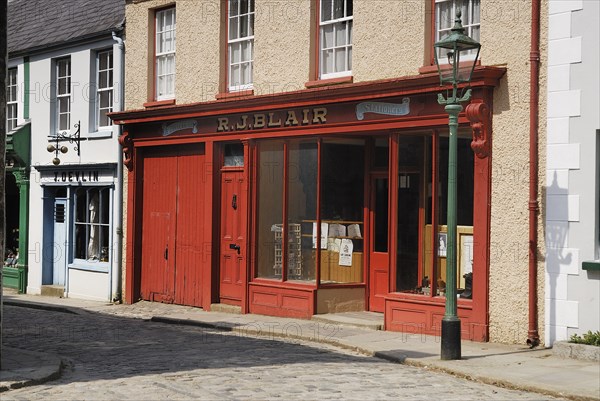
[230, 0, 239, 16]
[99, 52, 108, 70]
[242, 40, 252, 62]
[240, 0, 248, 14]
[335, 22, 347, 46]
[395, 136, 425, 293]
[287, 140, 317, 282]
[321, 0, 332, 21]
[347, 46, 352, 70]
[224, 143, 244, 167]
[99, 108, 110, 127]
[257, 141, 284, 279]
[232, 42, 241, 63]
[241, 62, 251, 85]
[438, 1, 453, 32]
[230, 64, 240, 87]
[100, 91, 111, 109]
[58, 77, 68, 95]
[473, 0, 480, 23]
[76, 188, 86, 223]
[322, 25, 334, 48]
[249, 13, 254, 36]
[100, 189, 110, 224]
[59, 97, 70, 113]
[333, 0, 344, 19]
[240, 15, 249, 38]
[320, 139, 364, 284]
[99, 71, 108, 89]
[346, 0, 353, 16]
[322, 49, 334, 75]
[373, 178, 389, 252]
[335, 48, 346, 72]
[100, 226, 110, 262]
[229, 16, 238, 40]
[75, 224, 86, 259]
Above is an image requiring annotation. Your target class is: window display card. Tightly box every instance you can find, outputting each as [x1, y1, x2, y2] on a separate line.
[348, 224, 362, 238]
[328, 223, 346, 238]
[312, 222, 329, 249]
[339, 239, 353, 267]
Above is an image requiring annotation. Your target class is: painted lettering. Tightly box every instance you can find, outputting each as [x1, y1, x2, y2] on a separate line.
[236, 115, 248, 130]
[267, 113, 281, 128]
[302, 109, 310, 125]
[284, 111, 299, 126]
[217, 117, 229, 132]
[313, 107, 327, 124]
[54, 172, 59, 182]
[254, 114, 266, 128]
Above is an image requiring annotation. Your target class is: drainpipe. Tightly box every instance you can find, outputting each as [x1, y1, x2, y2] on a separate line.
[527, 0, 541, 348]
[111, 29, 125, 303]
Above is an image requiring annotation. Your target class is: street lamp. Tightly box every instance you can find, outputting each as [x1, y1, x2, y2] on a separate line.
[433, 10, 481, 361]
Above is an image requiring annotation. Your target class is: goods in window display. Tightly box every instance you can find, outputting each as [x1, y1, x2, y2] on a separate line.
[272, 224, 303, 279]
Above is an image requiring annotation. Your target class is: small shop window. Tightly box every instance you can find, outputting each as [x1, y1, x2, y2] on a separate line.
[74, 187, 111, 263]
[223, 143, 244, 167]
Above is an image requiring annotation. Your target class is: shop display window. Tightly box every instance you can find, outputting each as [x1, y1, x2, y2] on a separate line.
[74, 187, 111, 263]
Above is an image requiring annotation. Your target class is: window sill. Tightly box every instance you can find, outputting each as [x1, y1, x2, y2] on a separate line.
[215, 89, 254, 100]
[84, 129, 113, 139]
[143, 99, 176, 108]
[582, 260, 600, 271]
[305, 76, 353, 89]
[69, 261, 109, 273]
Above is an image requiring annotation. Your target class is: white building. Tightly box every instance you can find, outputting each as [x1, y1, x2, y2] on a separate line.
[7, 0, 126, 301]
[545, 0, 600, 344]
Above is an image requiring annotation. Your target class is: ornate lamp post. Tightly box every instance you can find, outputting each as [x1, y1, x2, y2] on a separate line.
[433, 10, 480, 360]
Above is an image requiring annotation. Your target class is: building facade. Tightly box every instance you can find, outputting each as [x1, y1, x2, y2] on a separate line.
[113, 0, 548, 344]
[545, 0, 600, 345]
[6, 0, 126, 301]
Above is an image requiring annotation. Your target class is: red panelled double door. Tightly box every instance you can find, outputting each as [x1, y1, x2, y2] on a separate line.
[140, 145, 206, 306]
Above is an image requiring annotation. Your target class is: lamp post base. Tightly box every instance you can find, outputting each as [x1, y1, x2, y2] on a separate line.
[441, 318, 462, 360]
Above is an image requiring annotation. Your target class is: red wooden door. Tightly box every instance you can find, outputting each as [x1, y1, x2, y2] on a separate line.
[174, 147, 205, 306]
[141, 152, 177, 303]
[141, 146, 205, 306]
[219, 170, 245, 305]
[369, 175, 390, 312]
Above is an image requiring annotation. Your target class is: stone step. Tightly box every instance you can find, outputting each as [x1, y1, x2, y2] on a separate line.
[40, 285, 65, 298]
[311, 311, 384, 331]
[210, 303, 242, 314]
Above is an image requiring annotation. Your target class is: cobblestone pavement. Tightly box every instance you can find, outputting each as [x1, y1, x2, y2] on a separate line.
[2, 305, 564, 400]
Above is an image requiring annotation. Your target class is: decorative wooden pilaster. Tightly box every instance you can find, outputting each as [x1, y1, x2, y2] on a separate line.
[10, 168, 30, 293]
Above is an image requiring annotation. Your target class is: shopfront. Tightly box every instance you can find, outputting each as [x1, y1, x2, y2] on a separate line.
[113, 67, 503, 341]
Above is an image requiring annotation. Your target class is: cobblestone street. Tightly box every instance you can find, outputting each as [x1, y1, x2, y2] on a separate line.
[1, 304, 564, 400]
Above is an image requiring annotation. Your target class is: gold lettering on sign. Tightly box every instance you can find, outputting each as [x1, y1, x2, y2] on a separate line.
[254, 114, 266, 128]
[302, 109, 310, 125]
[285, 111, 299, 126]
[217, 117, 229, 132]
[268, 113, 281, 127]
[237, 115, 248, 130]
[313, 107, 327, 124]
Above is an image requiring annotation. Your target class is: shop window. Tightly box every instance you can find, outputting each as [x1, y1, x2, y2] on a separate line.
[320, 139, 365, 284]
[6, 68, 17, 131]
[96, 50, 114, 129]
[256, 138, 364, 284]
[74, 187, 111, 263]
[435, 0, 480, 62]
[228, 0, 254, 91]
[419, 134, 474, 297]
[155, 7, 176, 100]
[55, 57, 71, 133]
[319, 0, 353, 79]
[257, 141, 284, 279]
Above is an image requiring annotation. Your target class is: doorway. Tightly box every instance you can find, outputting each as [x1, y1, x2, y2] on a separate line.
[219, 143, 246, 305]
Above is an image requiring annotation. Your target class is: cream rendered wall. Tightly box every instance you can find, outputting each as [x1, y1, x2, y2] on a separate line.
[483, 0, 548, 344]
[253, 0, 311, 95]
[353, 1, 425, 82]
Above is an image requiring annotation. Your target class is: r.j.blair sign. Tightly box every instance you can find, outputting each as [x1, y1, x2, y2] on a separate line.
[216, 107, 328, 132]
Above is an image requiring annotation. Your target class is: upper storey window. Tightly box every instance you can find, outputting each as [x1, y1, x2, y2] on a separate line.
[319, 0, 353, 80]
[56, 58, 71, 133]
[6, 68, 17, 131]
[228, 0, 255, 91]
[435, 0, 480, 61]
[155, 7, 176, 100]
[96, 50, 113, 129]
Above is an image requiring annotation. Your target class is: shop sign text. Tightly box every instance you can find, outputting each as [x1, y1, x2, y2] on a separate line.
[54, 170, 100, 183]
[217, 107, 327, 132]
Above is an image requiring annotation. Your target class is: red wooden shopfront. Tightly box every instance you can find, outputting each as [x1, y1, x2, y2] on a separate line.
[113, 67, 504, 341]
